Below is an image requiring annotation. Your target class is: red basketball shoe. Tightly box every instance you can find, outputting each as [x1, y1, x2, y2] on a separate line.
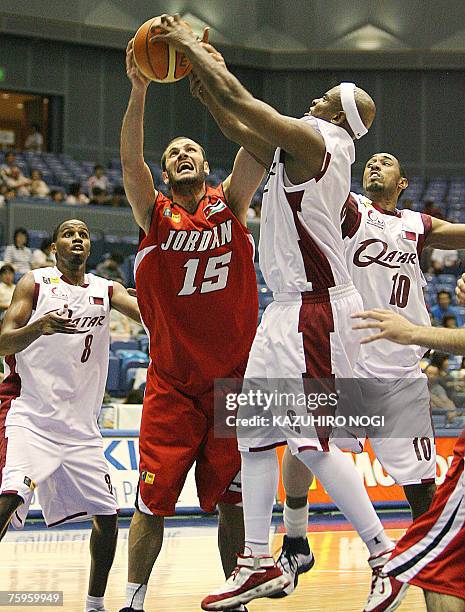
[201, 553, 290, 610]
[363, 549, 409, 611]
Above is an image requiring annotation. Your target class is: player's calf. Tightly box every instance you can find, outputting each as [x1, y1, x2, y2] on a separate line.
[86, 514, 118, 612]
[0, 493, 23, 540]
[403, 482, 436, 520]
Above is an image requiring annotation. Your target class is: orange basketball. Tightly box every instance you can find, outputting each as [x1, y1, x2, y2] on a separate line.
[133, 17, 192, 83]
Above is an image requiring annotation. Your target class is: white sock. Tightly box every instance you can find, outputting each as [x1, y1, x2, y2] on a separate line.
[241, 449, 279, 557]
[125, 582, 147, 610]
[365, 530, 395, 557]
[298, 446, 390, 545]
[85, 595, 104, 611]
[284, 501, 309, 538]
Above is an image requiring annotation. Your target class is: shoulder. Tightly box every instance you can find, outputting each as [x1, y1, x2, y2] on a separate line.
[207, 183, 227, 202]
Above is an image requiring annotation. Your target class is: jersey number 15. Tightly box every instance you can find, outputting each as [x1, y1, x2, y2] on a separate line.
[178, 252, 232, 296]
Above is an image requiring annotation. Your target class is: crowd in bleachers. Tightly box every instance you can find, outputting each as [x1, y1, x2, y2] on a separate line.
[0, 147, 464, 424]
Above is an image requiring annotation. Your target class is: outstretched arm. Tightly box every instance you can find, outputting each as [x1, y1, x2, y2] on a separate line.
[121, 39, 157, 234]
[111, 282, 141, 324]
[425, 216, 465, 249]
[155, 16, 325, 178]
[0, 273, 77, 356]
[352, 308, 465, 354]
[221, 148, 265, 226]
[189, 44, 274, 169]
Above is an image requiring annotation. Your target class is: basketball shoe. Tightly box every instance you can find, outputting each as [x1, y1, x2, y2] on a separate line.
[118, 608, 144, 612]
[363, 549, 409, 611]
[201, 552, 290, 610]
[268, 535, 315, 598]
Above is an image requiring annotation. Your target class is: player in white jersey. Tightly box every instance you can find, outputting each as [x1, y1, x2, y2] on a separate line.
[0, 219, 140, 612]
[276, 152, 465, 610]
[149, 16, 399, 611]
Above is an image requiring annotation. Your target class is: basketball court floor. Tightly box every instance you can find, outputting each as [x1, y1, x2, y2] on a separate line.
[1, 512, 426, 611]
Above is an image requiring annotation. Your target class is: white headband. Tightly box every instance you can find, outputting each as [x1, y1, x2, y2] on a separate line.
[340, 82, 368, 139]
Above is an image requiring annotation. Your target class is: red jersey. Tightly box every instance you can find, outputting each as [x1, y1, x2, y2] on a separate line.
[135, 184, 258, 394]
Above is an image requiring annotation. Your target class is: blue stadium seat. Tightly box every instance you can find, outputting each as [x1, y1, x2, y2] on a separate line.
[106, 354, 121, 393]
[111, 339, 139, 352]
[138, 335, 149, 353]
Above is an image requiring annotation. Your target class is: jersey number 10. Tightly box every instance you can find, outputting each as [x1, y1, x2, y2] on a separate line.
[178, 252, 232, 296]
[389, 273, 411, 308]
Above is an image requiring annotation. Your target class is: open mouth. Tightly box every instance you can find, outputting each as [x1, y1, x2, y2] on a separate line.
[369, 172, 382, 179]
[177, 161, 194, 173]
[71, 244, 84, 252]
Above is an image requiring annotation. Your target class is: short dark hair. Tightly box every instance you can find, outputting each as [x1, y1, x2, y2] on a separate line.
[94, 164, 104, 173]
[52, 220, 89, 242]
[443, 314, 457, 325]
[160, 137, 206, 171]
[0, 264, 15, 275]
[429, 351, 449, 369]
[109, 251, 124, 264]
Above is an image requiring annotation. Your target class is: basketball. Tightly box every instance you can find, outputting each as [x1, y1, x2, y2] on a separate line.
[133, 17, 192, 83]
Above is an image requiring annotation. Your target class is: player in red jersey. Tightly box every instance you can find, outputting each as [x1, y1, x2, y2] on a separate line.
[353, 282, 465, 611]
[118, 37, 264, 612]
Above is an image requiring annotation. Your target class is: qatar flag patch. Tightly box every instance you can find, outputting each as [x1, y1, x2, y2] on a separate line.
[402, 230, 417, 241]
[89, 296, 104, 305]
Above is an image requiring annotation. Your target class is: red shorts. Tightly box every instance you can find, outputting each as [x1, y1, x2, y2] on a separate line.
[385, 432, 465, 601]
[137, 365, 243, 516]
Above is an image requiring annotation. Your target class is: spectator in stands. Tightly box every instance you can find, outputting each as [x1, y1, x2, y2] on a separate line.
[50, 189, 65, 204]
[65, 182, 90, 205]
[422, 199, 444, 220]
[443, 314, 458, 329]
[430, 248, 459, 274]
[87, 164, 109, 197]
[425, 364, 459, 423]
[109, 185, 129, 207]
[31, 237, 56, 269]
[24, 124, 44, 152]
[30, 169, 50, 198]
[3, 227, 32, 274]
[430, 290, 464, 326]
[0, 151, 16, 173]
[89, 186, 109, 206]
[96, 252, 125, 284]
[429, 351, 450, 377]
[0, 264, 16, 323]
[1, 165, 31, 198]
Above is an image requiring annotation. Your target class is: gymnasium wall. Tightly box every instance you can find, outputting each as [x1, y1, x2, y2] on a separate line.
[1, 33, 464, 176]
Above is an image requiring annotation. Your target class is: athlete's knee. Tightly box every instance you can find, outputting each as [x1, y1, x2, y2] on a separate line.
[217, 502, 243, 517]
[404, 482, 436, 519]
[93, 513, 118, 536]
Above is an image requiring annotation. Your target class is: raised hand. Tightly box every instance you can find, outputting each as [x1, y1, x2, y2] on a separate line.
[456, 273, 465, 305]
[126, 38, 150, 91]
[149, 14, 196, 50]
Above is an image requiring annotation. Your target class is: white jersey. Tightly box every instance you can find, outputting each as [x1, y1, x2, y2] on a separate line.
[259, 116, 355, 293]
[343, 194, 432, 378]
[3, 267, 113, 445]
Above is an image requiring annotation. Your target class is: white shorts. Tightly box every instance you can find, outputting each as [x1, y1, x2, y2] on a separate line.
[354, 373, 436, 486]
[0, 425, 118, 527]
[238, 283, 363, 454]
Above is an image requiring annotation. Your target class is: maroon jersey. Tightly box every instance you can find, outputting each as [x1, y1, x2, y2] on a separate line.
[135, 184, 258, 394]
